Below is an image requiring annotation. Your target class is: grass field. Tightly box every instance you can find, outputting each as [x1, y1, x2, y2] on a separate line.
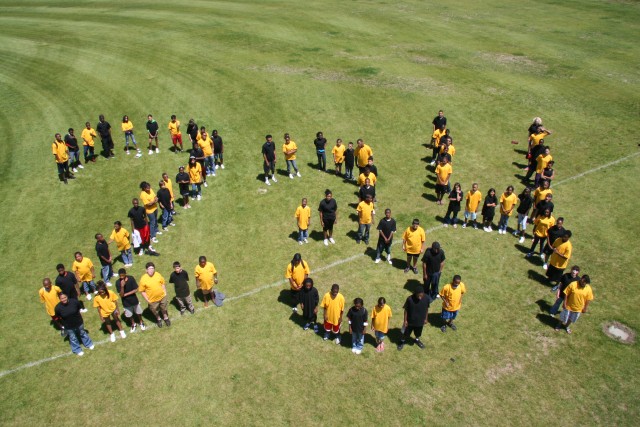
[1, 0, 639, 425]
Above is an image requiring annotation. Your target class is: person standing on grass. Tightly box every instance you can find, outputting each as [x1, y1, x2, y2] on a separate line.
[322, 284, 345, 344]
[430, 124, 446, 166]
[169, 262, 195, 315]
[157, 180, 174, 232]
[186, 119, 199, 146]
[515, 187, 534, 243]
[188, 156, 203, 201]
[81, 121, 97, 163]
[482, 188, 498, 232]
[332, 138, 346, 176]
[545, 231, 573, 283]
[347, 297, 368, 355]
[262, 134, 278, 185]
[422, 242, 446, 301]
[550, 266, 581, 316]
[56, 264, 86, 312]
[198, 129, 215, 178]
[534, 146, 553, 188]
[285, 253, 309, 313]
[397, 286, 430, 351]
[283, 133, 301, 179]
[439, 275, 466, 333]
[371, 297, 392, 352]
[96, 114, 115, 158]
[146, 114, 160, 154]
[195, 256, 218, 308]
[212, 129, 224, 170]
[463, 183, 482, 229]
[121, 115, 142, 157]
[175, 166, 191, 209]
[357, 166, 377, 187]
[168, 114, 183, 153]
[527, 208, 555, 258]
[344, 141, 355, 180]
[435, 157, 453, 205]
[356, 194, 375, 245]
[93, 281, 126, 342]
[354, 139, 373, 174]
[139, 262, 171, 328]
[545, 218, 566, 275]
[95, 233, 115, 286]
[358, 178, 376, 203]
[108, 221, 133, 268]
[531, 181, 553, 219]
[72, 251, 97, 300]
[432, 110, 446, 132]
[128, 198, 151, 255]
[367, 156, 378, 178]
[402, 219, 426, 274]
[161, 172, 176, 215]
[375, 208, 396, 264]
[116, 268, 146, 332]
[295, 198, 311, 245]
[55, 294, 94, 356]
[64, 128, 82, 172]
[556, 275, 593, 334]
[318, 189, 338, 246]
[52, 133, 73, 184]
[497, 186, 518, 235]
[542, 160, 555, 187]
[191, 137, 207, 188]
[39, 278, 63, 333]
[139, 181, 160, 244]
[314, 131, 327, 171]
[443, 182, 463, 227]
[300, 277, 319, 332]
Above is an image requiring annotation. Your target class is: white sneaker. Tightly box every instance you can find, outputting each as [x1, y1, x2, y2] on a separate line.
[352, 348, 357, 353]
[289, 173, 294, 179]
[148, 149, 153, 155]
[512, 231, 519, 236]
[126, 150, 130, 155]
[519, 236, 525, 243]
[375, 258, 381, 264]
[540, 253, 545, 261]
[387, 254, 392, 264]
[292, 307, 298, 313]
[110, 333, 116, 342]
[72, 168, 78, 173]
[221, 164, 225, 169]
[140, 323, 146, 331]
[197, 195, 202, 200]
[443, 223, 449, 227]
[170, 223, 176, 227]
[130, 324, 137, 333]
[86, 294, 92, 301]
[77, 351, 84, 356]
[138, 249, 144, 255]
[105, 281, 112, 287]
[265, 178, 271, 186]
[155, 148, 160, 153]
[152, 237, 159, 243]
[324, 239, 329, 246]
[296, 171, 301, 177]
[462, 223, 467, 228]
[335, 337, 341, 345]
[329, 237, 335, 244]
[355, 349, 362, 355]
[88, 345, 95, 350]
[120, 330, 127, 339]
[430, 161, 435, 166]
[80, 308, 88, 313]
[543, 263, 548, 270]
[135, 152, 142, 158]
[215, 164, 219, 169]
[272, 176, 277, 183]
[78, 164, 84, 169]
[299, 241, 303, 245]
[204, 181, 208, 187]
[156, 231, 162, 235]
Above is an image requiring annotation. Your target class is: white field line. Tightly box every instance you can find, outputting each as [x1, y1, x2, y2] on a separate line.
[1, 152, 637, 379]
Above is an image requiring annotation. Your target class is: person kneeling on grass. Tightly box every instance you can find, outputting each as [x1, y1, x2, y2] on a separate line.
[347, 298, 368, 355]
[195, 256, 218, 308]
[300, 278, 319, 332]
[556, 275, 593, 334]
[93, 281, 126, 342]
[139, 262, 170, 328]
[285, 253, 310, 313]
[439, 275, 466, 333]
[371, 297, 392, 352]
[398, 286, 430, 351]
[116, 268, 146, 332]
[322, 284, 345, 344]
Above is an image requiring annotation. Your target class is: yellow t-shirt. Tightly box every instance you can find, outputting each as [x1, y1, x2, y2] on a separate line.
[534, 188, 552, 205]
[440, 282, 466, 312]
[164, 178, 175, 201]
[295, 206, 311, 230]
[435, 163, 452, 184]
[466, 190, 482, 212]
[93, 291, 119, 317]
[355, 144, 373, 168]
[441, 143, 456, 157]
[168, 120, 181, 135]
[72, 257, 94, 282]
[189, 163, 202, 184]
[285, 261, 310, 290]
[564, 282, 594, 313]
[500, 193, 518, 215]
[121, 121, 134, 132]
[536, 154, 553, 174]
[332, 145, 346, 163]
[195, 262, 217, 291]
[533, 216, 555, 238]
[402, 226, 426, 254]
[371, 304, 392, 333]
[110, 228, 131, 251]
[549, 239, 572, 269]
[282, 141, 298, 160]
[52, 141, 69, 163]
[81, 128, 96, 147]
[432, 129, 446, 147]
[198, 137, 213, 156]
[357, 172, 377, 186]
[322, 292, 345, 325]
[530, 132, 548, 145]
[39, 286, 62, 316]
[139, 189, 158, 214]
[138, 273, 166, 303]
[357, 200, 375, 224]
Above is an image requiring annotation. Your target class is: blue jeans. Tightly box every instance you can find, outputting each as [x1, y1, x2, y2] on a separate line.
[161, 208, 173, 228]
[82, 280, 97, 295]
[286, 159, 298, 173]
[298, 228, 308, 242]
[424, 271, 442, 299]
[550, 296, 564, 315]
[68, 150, 80, 166]
[357, 223, 371, 243]
[191, 183, 201, 197]
[376, 239, 392, 259]
[83, 145, 94, 161]
[67, 324, 93, 354]
[148, 210, 158, 238]
[101, 264, 113, 283]
[204, 155, 215, 175]
[214, 153, 223, 164]
[316, 151, 326, 170]
[498, 214, 510, 231]
[125, 132, 137, 147]
[351, 331, 364, 350]
[121, 248, 133, 265]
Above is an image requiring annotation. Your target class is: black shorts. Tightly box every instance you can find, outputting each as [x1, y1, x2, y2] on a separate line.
[546, 265, 564, 282]
[435, 183, 450, 194]
[323, 218, 335, 232]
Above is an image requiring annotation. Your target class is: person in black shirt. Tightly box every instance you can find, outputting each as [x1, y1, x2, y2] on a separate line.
[422, 242, 446, 300]
[96, 114, 114, 158]
[532, 193, 554, 220]
[516, 187, 534, 243]
[212, 130, 225, 170]
[524, 143, 546, 183]
[358, 179, 376, 202]
[528, 117, 542, 136]
[169, 261, 195, 315]
[186, 119, 199, 145]
[95, 233, 114, 286]
[190, 140, 207, 188]
[482, 188, 498, 232]
[146, 114, 160, 154]
[318, 189, 338, 246]
[432, 110, 446, 131]
[300, 277, 319, 332]
[366, 157, 378, 178]
[542, 160, 555, 187]
[55, 264, 86, 312]
[398, 287, 430, 350]
[375, 209, 396, 264]
[64, 128, 82, 172]
[116, 268, 146, 331]
[550, 266, 580, 315]
[262, 134, 277, 185]
[175, 166, 191, 209]
[344, 142, 355, 180]
[128, 198, 150, 255]
[157, 180, 174, 231]
[443, 183, 463, 227]
[54, 294, 94, 356]
[347, 297, 368, 355]
[543, 217, 566, 260]
[314, 131, 327, 171]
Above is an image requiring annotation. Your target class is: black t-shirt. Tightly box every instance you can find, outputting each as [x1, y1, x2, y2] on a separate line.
[176, 172, 190, 191]
[528, 123, 540, 135]
[55, 272, 78, 299]
[403, 294, 431, 326]
[157, 188, 172, 209]
[191, 146, 204, 162]
[347, 307, 368, 333]
[482, 195, 497, 215]
[421, 249, 446, 274]
[558, 273, 581, 299]
[368, 164, 378, 177]
[517, 194, 534, 214]
[448, 190, 462, 210]
[318, 198, 338, 220]
[55, 299, 84, 329]
[535, 200, 554, 215]
[432, 115, 447, 129]
[95, 240, 111, 266]
[547, 225, 566, 244]
[64, 133, 79, 151]
[96, 121, 111, 138]
[186, 123, 198, 141]
[542, 167, 554, 180]
[314, 137, 327, 152]
[169, 270, 190, 297]
[262, 141, 276, 161]
[128, 206, 147, 229]
[377, 217, 397, 240]
[344, 148, 355, 166]
[116, 275, 139, 306]
[358, 185, 376, 201]
[531, 144, 546, 160]
[146, 120, 159, 135]
[213, 136, 223, 153]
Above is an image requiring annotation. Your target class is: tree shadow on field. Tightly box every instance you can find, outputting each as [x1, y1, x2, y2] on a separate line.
[535, 299, 552, 313]
[309, 230, 325, 242]
[536, 313, 558, 329]
[422, 192, 437, 202]
[527, 269, 550, 287]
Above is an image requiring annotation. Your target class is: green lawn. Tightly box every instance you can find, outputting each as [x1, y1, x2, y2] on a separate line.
[0, 0, 639, 425]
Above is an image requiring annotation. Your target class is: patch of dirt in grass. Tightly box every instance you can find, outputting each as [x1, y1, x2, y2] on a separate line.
[486, 361, 523, 384]
[602, 321, 635, 344]
[409, 55, 445, 66]
[476, 52, 547, 73]
[246, 65, 310, 75]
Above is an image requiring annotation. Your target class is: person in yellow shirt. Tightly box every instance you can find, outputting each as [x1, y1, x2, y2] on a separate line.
[527, 208, 555, 258]
[497, 185, 518, 234]
[121, 115, 142, 157]
[533, 180, 553, 206]
[198, 130, 216, 178]
[371, 297, 392, 352]
[72, 251, 97, 300]
[435, 157, 453, 205]
[93, 282, 126, 342]
[81, 121, 97, 163]
[52, 133, 73, 184]
[188, 156, 203, 201]
[463, 183, 482, 229]
[108, 221, 133, 268]
[282, 133, 301, 178]
[295, 198, 311, 244]
[354, 138, 373, 173]
[534, 147, 552, 187]
[556, 275, 593, 334]
[545, 231, 572, 284]
[332, 138, 346, 176]
[439, 275, 466, 332]
[528, 127, 551, 150]
[168, 114, 183, 152]
[357, 167, 377, 187]
[139, 262, 170, 327]
[139, 181, 160, 243]
[322, 284, 345, 344]
[39, 278, 63, 332]
[402, 219, 426, 274]
[195, 256, 218, 308]
[356, 194, 375, 245]
[285, 253, 310, 312]
[430, 125, 447, 165]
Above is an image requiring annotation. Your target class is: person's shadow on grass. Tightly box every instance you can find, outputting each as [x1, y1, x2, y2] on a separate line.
[422, 192, 437, 202]
[535, 299, 552, 313]
[527, 269, 550, 287]
[309, 230, 325, 242]
[536, 313, 558, 329]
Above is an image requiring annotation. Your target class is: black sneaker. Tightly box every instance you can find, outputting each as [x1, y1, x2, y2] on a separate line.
[403, 268, 410, 273]
[397, 342, 405, 351]
[450, 323, 457, 331]
[415, 339, 425, 349]
[156, 319, 163, 328]
[164, 318, 171, 327]
[412, 267, 419, 275]
[189, 308, 195, 314]
[180, 310, 185, 316]
[440, 325, 447, 333]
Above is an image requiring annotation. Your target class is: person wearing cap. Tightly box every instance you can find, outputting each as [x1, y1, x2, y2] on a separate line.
[439, 275, 466, 332]
[402, 219, 426, 274]
[175, 165, 191, 209]
[421, 242, 446, 300]
[397, 286, 430, 350]
[549, 266, 580, 316]
[556, 275, 593, 334]
[138, 262, 170, 328]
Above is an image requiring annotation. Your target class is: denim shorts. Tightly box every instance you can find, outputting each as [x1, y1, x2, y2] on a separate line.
[441, 310, 458, 320]
[374, 330, 386, 341]
[560, 309, 581, 324]
[464, 210, 477, 220]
